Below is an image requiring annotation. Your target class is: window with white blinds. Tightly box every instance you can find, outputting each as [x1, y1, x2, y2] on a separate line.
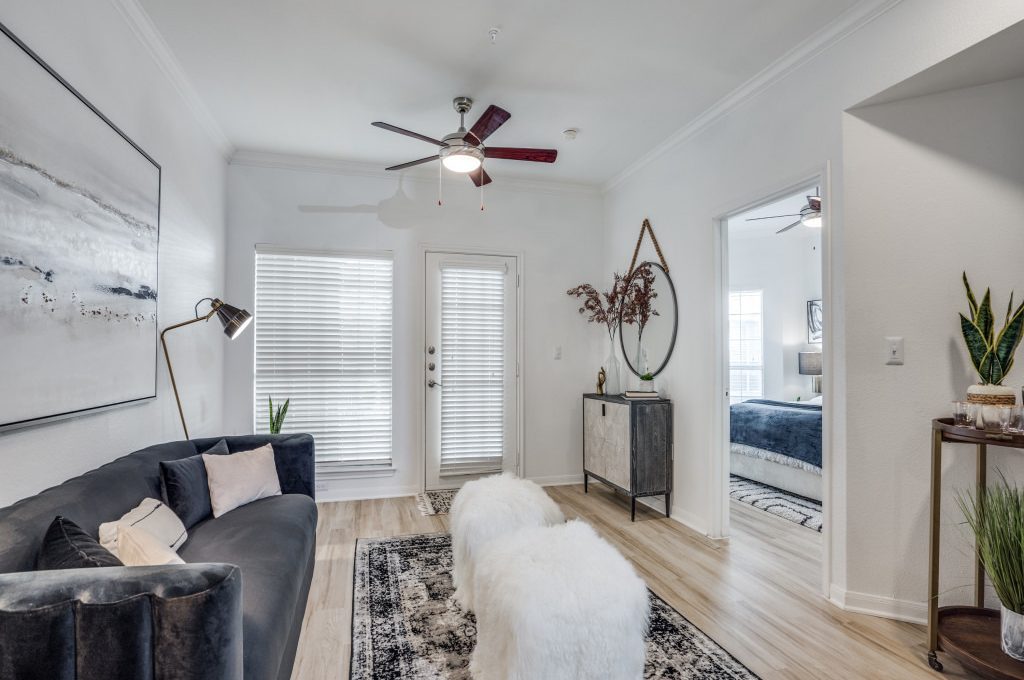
[439, 265, 506, 477]
[728, 289, 764, 405]
[254, 249, 393, 469]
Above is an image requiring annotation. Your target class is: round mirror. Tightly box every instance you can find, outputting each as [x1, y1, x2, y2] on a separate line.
[619, 262, 678, 378]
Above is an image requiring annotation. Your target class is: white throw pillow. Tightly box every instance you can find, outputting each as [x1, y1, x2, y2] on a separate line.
[99, 498, 187, 557]
[203, 443, 282, 518]
[117, 524, 185, 566]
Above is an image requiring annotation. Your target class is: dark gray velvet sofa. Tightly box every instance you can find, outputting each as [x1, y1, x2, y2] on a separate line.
[0, 433, 317, 680]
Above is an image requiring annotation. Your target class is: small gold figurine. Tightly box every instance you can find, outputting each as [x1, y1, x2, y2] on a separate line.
[597, 367, 607, 395]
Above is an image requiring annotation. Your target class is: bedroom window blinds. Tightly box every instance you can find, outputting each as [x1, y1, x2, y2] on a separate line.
[438, 265, 506, 477]
[728, 289, 763, 404]
[254, 248, 393, 470]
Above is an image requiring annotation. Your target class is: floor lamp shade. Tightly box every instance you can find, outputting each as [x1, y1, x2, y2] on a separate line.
[161, 297, 253, 438]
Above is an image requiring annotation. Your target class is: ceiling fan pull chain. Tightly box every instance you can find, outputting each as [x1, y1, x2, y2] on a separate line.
[480, 163, 485, 211]
[438, 158, 443, 206]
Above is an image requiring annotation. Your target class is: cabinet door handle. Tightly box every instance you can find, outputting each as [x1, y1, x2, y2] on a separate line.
[602, 403, 606, 417]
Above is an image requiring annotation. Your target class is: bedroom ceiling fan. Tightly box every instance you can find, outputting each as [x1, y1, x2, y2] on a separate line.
[371, 97, 558, 187]
[745, 191, 822, 234]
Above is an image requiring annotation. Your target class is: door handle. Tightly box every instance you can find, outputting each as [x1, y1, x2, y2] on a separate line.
[428, 380, 444, 388]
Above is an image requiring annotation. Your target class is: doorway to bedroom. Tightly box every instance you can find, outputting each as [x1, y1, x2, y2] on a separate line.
[721, 183, 825, 562]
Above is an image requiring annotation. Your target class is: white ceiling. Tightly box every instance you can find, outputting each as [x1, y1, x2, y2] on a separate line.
[139, 0, 860, 186]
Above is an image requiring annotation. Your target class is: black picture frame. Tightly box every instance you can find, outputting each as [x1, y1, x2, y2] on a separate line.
[0, 21, 162, 432]
[807, 299, 823, 344]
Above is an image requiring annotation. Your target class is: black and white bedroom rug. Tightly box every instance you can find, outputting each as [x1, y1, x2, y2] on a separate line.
[351, 533, 760, 680]
[729, 475, 822, 532]
[415, 490, 456, 516]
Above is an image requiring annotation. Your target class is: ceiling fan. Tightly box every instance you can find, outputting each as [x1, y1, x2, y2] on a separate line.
[371, 97, 557, 187]
[745, 191, 823, 234]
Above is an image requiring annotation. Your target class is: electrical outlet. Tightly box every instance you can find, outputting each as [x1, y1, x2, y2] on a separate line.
[885, 337, 904, 365]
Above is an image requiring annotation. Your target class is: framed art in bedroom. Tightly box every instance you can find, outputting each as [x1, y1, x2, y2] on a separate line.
[0, 21, 161, 431]
[807, 299, 823, 344]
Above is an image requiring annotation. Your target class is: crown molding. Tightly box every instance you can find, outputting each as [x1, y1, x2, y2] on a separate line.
[602, 0, 905, 193]
[230, 150, 603, 197]
[109, 0, 233, 158]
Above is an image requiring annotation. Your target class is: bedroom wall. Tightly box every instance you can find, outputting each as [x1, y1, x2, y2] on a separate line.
[0, 1, 229, 507]
[728, 228, 822, 402]
[223, 155, 605, 500]
[599, 0, 1024, 616]
[844, 75, 1024, 618]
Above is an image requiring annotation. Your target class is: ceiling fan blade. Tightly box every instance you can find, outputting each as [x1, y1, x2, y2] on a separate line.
[485, 147, 557, 163]
[372, 122, 447, 147]
[776, 220, 801, 234]
[465, 105, 511, 143]
[468, 167, 493, 187]
[745, 213, 801, 221]
[385, 155, 439, 171]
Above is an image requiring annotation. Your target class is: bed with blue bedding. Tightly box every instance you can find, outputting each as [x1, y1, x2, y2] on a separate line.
[730, 399, 822, 500]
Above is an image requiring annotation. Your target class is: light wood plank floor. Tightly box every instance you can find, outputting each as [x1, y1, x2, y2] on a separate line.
[292, 484, 975, 679]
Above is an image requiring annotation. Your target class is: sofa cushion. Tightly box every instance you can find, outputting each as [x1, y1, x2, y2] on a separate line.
[0, 440, 198, 574]
[161, 439, 228, 528]
[178, 493, 317, 680]
[203, 444, 281, 518]
[37, 516, 123, 570]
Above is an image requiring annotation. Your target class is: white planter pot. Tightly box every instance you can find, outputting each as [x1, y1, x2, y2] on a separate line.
[967, 384, 1016, 428]
[1002, 605, 1024, 661]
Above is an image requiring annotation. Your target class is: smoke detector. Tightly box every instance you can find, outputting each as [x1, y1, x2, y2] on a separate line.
[488, 28, 501, 44]
[563, 128, 579, 140]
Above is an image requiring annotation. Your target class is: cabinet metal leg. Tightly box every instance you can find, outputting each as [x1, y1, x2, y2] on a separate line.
[631, 496, 636, 522]
[584, 473, 588, 493]
[665, 491, 671, 519]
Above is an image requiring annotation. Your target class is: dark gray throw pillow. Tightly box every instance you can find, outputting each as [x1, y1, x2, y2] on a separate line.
[160, 439, 229, 529]
[37, 516, 123, 570]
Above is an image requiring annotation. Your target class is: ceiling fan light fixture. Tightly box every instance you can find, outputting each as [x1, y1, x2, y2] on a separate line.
[441, 151, 482, 173]
[800, 208, 823, 228]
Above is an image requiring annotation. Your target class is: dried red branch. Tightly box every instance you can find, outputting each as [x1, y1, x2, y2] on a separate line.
[567, 273, 628, 341]
[621, 263, 659, 339]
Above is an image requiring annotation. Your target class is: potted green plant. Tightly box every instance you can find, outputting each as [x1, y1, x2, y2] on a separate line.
[269, 396, 290, 435]
[957, 474, 1024, 660]
[960, 273, 1023, 413]
[639, 372, 655, 393]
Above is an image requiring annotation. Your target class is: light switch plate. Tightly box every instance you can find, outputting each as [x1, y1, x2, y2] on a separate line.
[553, 345, 562, 360]
[885, 336, 904, 365]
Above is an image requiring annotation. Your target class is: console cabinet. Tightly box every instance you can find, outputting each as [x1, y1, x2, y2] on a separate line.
[582, 393, 672, 521]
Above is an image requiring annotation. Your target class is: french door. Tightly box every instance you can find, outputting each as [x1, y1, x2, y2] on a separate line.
[424, 252, 519, 491]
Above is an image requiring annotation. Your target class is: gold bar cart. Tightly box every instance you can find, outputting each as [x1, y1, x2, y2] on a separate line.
[927, 418, 1024, 678]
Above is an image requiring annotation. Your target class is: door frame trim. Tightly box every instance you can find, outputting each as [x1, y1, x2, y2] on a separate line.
[417, 243, 525, 493]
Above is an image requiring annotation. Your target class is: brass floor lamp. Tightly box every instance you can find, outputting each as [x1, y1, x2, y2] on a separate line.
[161, 297, 252, 439]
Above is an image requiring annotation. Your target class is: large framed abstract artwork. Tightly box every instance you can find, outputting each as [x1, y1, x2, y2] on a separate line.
[0, 22, 161, 431]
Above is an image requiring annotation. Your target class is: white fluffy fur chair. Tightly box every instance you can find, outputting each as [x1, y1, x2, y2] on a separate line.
[470, 519, 650, 680]
[450, 474, 564, 612]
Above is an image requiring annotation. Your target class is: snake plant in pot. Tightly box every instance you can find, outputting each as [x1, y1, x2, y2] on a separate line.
[960, 273, 1024, 415]
[957, 473, 1024, 660]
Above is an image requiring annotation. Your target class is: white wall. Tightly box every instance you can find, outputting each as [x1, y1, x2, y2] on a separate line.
[844, 76, 1024, 616]
[729, 228, 822, 402]
[0, 1, 228, 507]
[600, 0, 1024, 615]
[223, 156, 605, 500]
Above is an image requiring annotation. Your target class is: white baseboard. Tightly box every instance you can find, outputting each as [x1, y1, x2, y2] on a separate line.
[315, 485, 419, 503]
[830, 585, 927, 625]
[528, 473, 584, 487]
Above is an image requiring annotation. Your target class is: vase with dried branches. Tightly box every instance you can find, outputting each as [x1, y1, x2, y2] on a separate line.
[568, 273, 628, 394]
[621, 263, 659, 379]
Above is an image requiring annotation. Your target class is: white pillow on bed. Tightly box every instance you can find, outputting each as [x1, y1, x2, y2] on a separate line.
[807, 396, 822, 405]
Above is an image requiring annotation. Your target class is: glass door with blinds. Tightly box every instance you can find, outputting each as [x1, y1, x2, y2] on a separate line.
[424, 252, 518, 491]
[253, 248, 393, 472]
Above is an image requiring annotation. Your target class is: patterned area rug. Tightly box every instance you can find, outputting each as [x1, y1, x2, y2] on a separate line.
[729, 475, 822, 532]
[415, 490, 456, 516]
[351, 533, 759, 679]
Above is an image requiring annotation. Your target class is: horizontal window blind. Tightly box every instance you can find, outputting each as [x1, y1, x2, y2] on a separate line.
[439, 265, 506, 477]
[254, 249, 393, 468]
